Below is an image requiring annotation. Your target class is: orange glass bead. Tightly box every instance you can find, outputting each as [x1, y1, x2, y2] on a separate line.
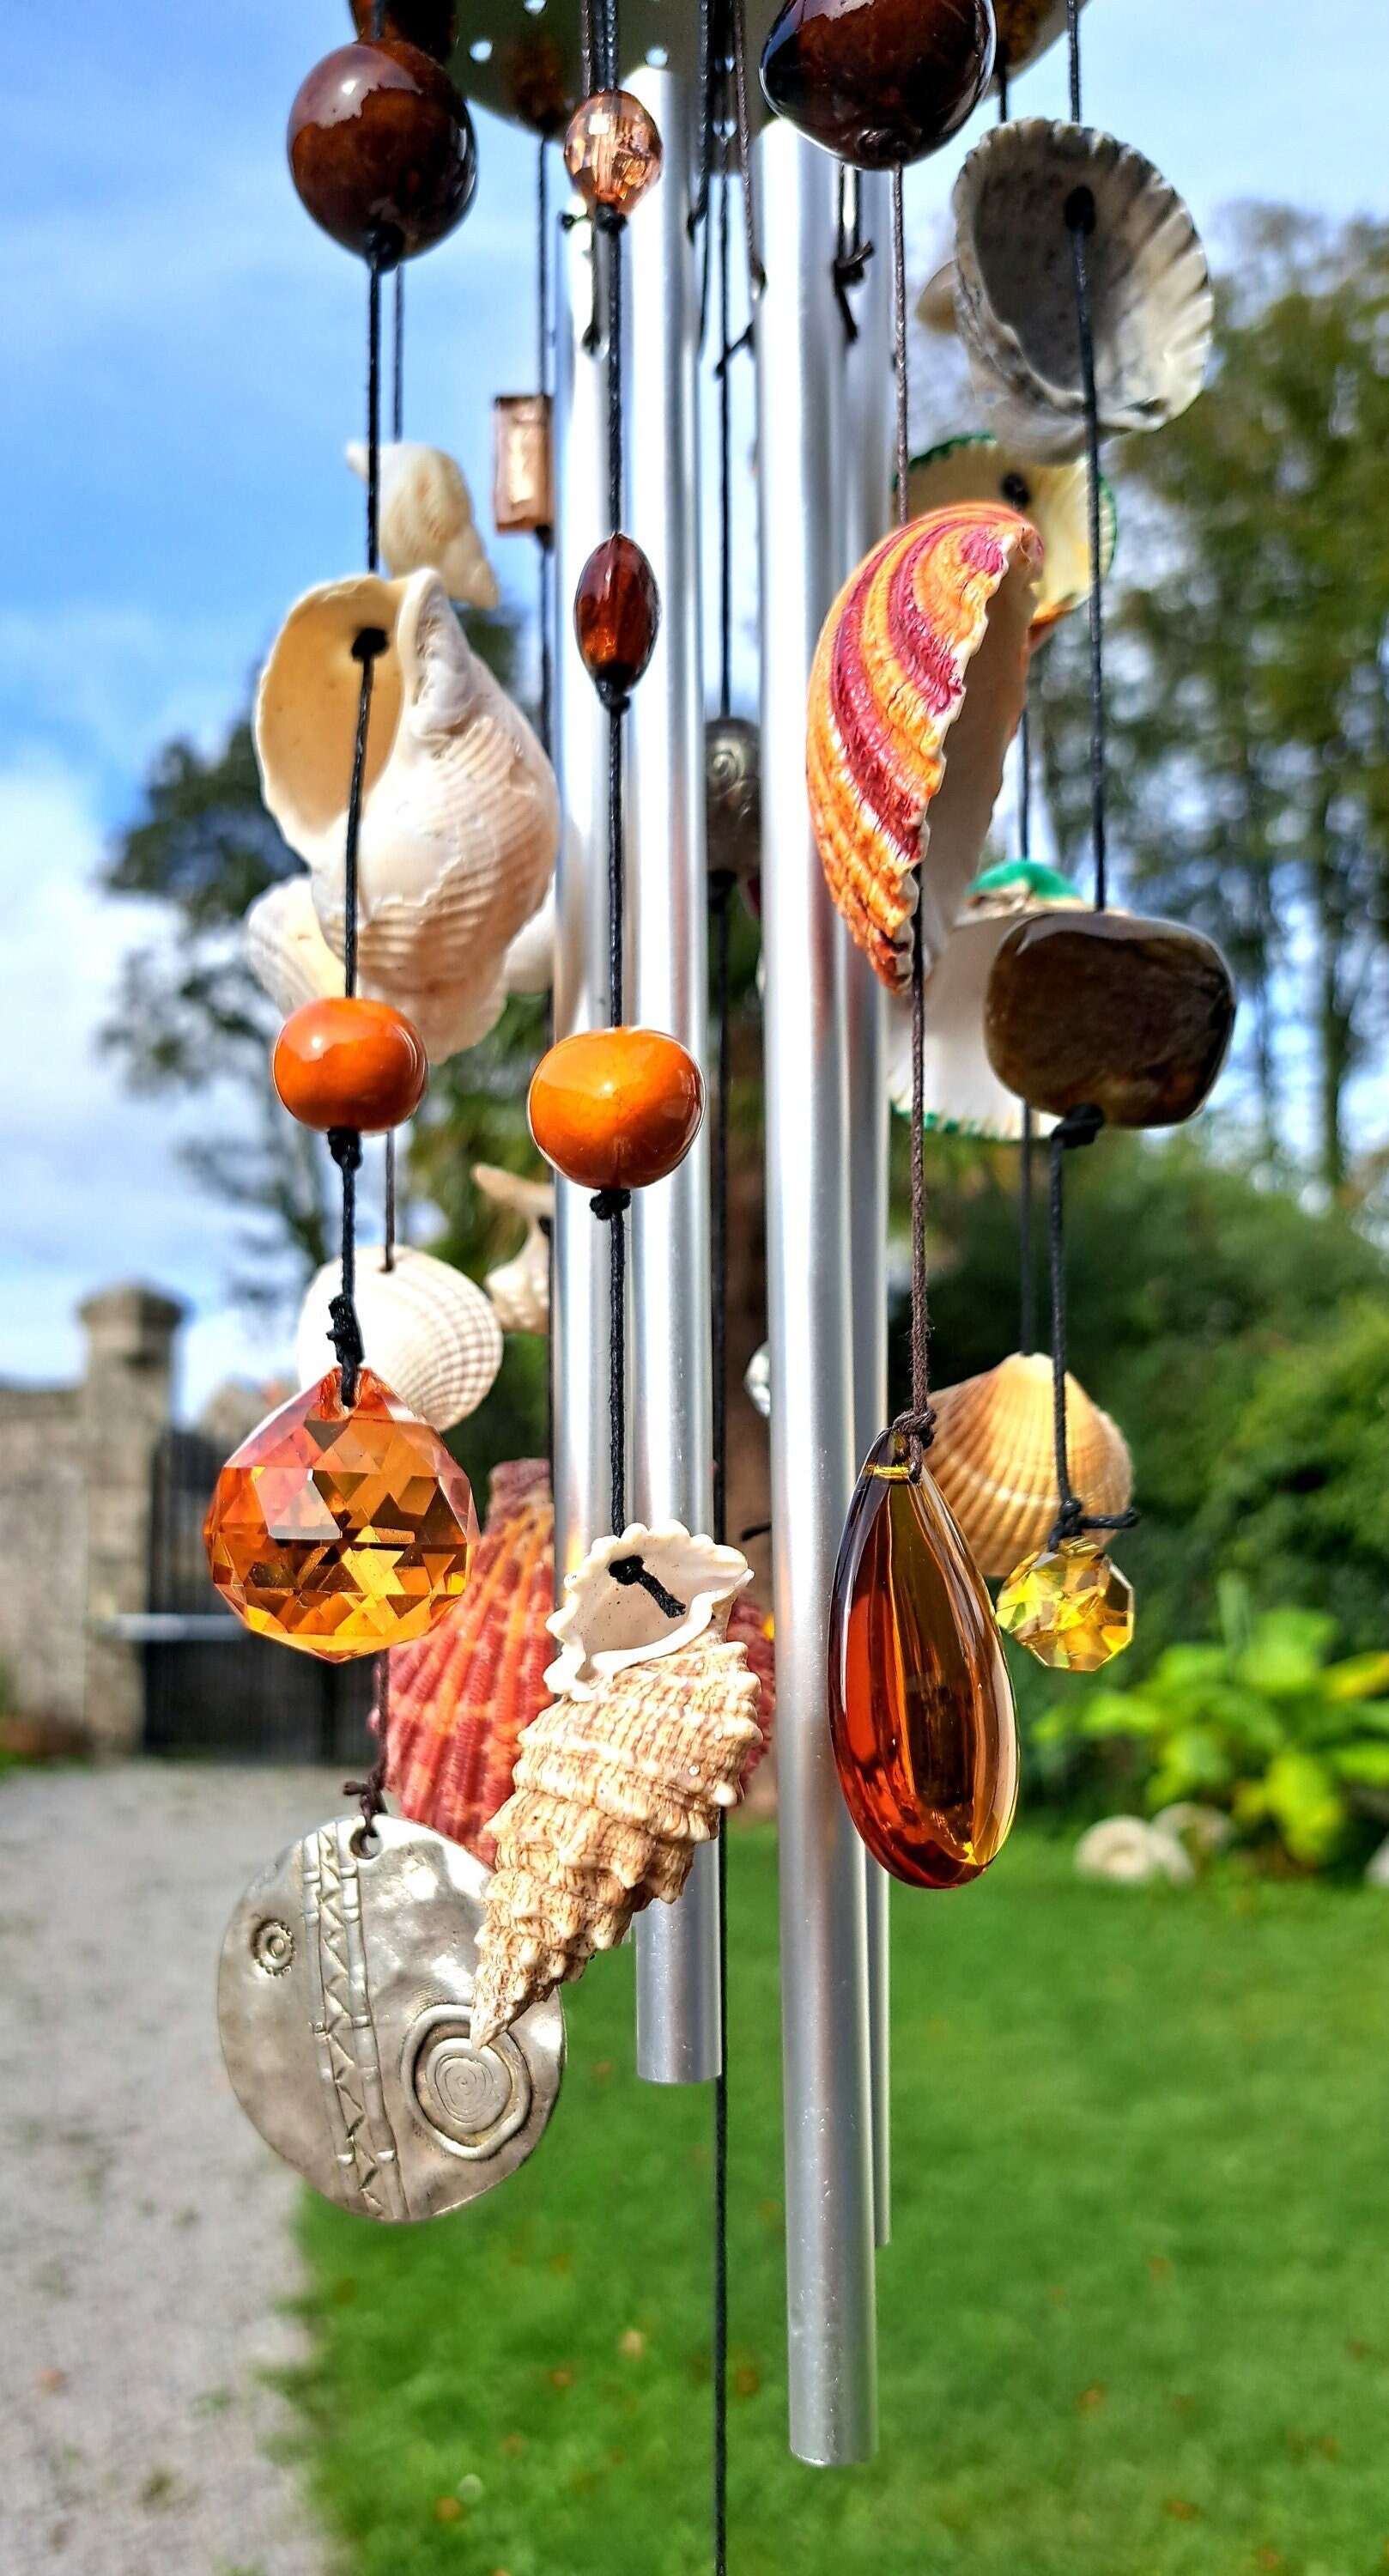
[828, 1424, 1018, 1888]
[573, 535, 659, 706]
[288, 40, 476, 264]
[529, 1027, 704, 1192]
[563, 89, 663, 216]
[204, 1367, 478, 1662]
[272, 996, 428, 1134]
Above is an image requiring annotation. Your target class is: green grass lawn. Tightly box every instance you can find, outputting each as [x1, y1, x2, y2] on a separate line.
[289, 1826, 1389, 2576]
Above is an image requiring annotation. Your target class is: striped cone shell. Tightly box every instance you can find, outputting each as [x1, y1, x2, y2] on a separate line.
[806, 505, 1041, 994]
[930, 1351, 1132, 1580]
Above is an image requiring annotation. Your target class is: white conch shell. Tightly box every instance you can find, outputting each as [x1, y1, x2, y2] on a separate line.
[255, 569, 559, 1061]
[346, 439, 500, 611]
[1075, 1817, 1193, 1886]
[501, 884, 555, 995]
[886, 862, 1084, 1139]
[952, 121, 1213, 463]
[245, 874, 340, 1016]
[472, 1163, 552, 1335]
[295, 1243, 502, 1434]
[544, 1522, 754, 1702]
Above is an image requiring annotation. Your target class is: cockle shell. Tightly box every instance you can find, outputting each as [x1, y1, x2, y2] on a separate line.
[295, 1243, 502, 1433]
[885, 858, 1083, 1139]
[907, 437, 1116, 639]
[472, 1162, 552, 1334]
[929, 1349, 1132, 1580]
[807, 504, 1042, 994]
[383, 1458, 555, 1865]
[347, 439, 500, 611]
[255, 568, 559, 1060]
[952, 120, 1213, 463]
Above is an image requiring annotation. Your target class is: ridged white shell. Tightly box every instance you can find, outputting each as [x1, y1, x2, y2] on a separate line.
[545, 1522, 753, 1702]
[346, 439, 500, 611]
[245, 875, 339, 1017]
[254, 568, 559, 1060]
[952, 121, 1213, 463]
[295, 1243, 502, 1434]
[930, 1350, 1132, 1579]
[885, 865, 1083, 1139]
[472, 1163, 552, 1335]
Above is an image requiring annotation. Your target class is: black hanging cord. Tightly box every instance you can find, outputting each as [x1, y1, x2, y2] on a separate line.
[579, 0, 595, 99]
[832, 163, 875, 344]
[1066, 185, 1107, 913]
[1046, 1109, 1136, 1547]
[1019, 1106, 1034, 1357]
[890, 168, 909, 526]
[537, 137, 555, 757]
[391, 268, 404, 440]
[1066, 0, 1083, 121]
[888, 167, 932, 1473]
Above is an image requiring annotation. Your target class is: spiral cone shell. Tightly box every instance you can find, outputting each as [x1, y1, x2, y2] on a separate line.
[807, 505, 1041, 994]
[930, 1351, 1132, 1580]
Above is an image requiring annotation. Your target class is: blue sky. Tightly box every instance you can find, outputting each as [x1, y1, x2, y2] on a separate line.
[5, 0, 1389, 1411]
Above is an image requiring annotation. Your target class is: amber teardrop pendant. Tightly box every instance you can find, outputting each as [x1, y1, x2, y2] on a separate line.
[828, 1425, 1018, 1888]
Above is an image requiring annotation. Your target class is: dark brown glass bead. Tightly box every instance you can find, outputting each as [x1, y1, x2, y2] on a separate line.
[573, 536, 660, 704]
[502, 35, 573, 137]
[288, 40, 476, 264]
[349, 1, 457, 62]
[563, 91, 664, 216]
[760, 0, 995, 172]
[983, 909, 1237, 1128]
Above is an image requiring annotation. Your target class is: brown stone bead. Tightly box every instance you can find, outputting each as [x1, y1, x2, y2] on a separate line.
[573, 535, 659, 705]
[563, 90, 664, 216]
[529, 1028, 705, 1192]
[983, 909, 1237, 1128]
[760, 0, 994, 171]
[349, 1, 457, 62]
[288, 40, 476, 264]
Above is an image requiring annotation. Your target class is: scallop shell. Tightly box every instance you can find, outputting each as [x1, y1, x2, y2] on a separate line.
[295, 1243, 502, 1433]
[952, 121, 1213, 463]
[347, 439, 500, 611]
[255, 568, 559, 1058]
[807, 504, 1042, 993]
[382, 1458, 555, 1864]
[472, 1162, 553, 1335]
[907, 437, 1116, 639]
[886, 858, 1084, 1138]
[930, 1349, 1132, 1579]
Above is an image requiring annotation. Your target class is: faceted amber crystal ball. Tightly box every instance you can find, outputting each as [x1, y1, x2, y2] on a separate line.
[984, 909, 1236, 1129]
[529, 1027, 704, 1192]
[761, 0, 995, 172]
[563, 89, 664, 216]
[996, 1538, 1134, 1674]
[288, 40, 477, 262]
[573, 535, 660, 705]
[272, 996, 428, 1133]
[204, 1368, 477, 1662]
[828, 1425, 1018, 1888]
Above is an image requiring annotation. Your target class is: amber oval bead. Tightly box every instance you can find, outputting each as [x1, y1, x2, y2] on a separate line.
[983, 909, 1236, 1128]
[288, 40, 476, 263]
[760, 0, 994, 172]
[563, 89, 664, 216]
[529, 1028, 704, 1192]
[573, 535, 660, 704]
[272, 996, 428, 1133]
[349, 0, 457, 61]
[828, 1425, 1018, 1889]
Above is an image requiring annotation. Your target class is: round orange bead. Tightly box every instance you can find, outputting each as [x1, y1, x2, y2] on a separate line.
[529, 1028, 704, 1192]
[272, 997, 428, 1133]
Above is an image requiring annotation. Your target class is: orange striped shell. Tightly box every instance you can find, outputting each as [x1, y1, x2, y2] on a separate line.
[807, 504, 1042, 993]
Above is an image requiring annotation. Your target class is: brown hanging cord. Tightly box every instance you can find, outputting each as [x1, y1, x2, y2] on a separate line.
[537, 135, 556, 759]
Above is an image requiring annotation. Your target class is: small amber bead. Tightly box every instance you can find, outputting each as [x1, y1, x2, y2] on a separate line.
[288, 40, 476, 263]
[529, 1028, 704, 1192]
[573, 536, 659, 705]
[760, 0, 994, 172]
[563, 90, 664, 216]
[349, 0, 457, 61]
[272, 996, 428, 1133]
[984, 909, 1237, 1128]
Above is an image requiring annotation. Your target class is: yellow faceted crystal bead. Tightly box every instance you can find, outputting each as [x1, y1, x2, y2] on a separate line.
[995, 1536, 1134, 1673]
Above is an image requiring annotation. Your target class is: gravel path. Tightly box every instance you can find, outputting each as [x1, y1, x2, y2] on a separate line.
[0, 1763, 344, 2576]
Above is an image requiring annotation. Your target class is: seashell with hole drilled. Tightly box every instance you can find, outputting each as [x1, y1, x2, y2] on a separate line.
[472, 1162, 553, 1334]
[907, 435, 1115, 639]
[294, 1242, 502, 1433]
[807, 503, 1041, 994]
[544, 1521, 755, 1701]
[347, 438, 500, 611]
[886, 858, 1084, 1139]
[952, 119, 1213, 463]
[929, 1349, 1132, 1579]
[254, 568, 559, 1060]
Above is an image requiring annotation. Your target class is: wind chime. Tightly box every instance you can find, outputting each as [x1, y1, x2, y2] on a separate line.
[200, 0, 1240, 2529]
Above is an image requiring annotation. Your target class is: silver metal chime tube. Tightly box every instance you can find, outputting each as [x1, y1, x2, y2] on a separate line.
[624, 66, 721, 2085]
[755, 118, 878, 2467]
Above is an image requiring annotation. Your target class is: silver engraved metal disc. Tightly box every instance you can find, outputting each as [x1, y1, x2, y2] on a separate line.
[217, 1815, 564, 2223]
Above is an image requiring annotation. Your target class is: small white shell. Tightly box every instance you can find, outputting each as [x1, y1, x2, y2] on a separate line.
[472, 1163, 552, 1336]
[1075, 1817, 1193, 1886]
[295, 1243, 502, 1433]
[501, 884, 555, 996]
[346, 439, 500, 611]
[743, 1343, 771, 1421]
[545, 1522, 753, 1703]
[245, 874, 340, 1016]
[886, 865, 1083, 1139]
[1152, 1802, 1234, 1859]
[952, 121, 1213, 463]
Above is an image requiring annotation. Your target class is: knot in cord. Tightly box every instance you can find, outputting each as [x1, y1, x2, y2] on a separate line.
[1046, 1502, 1140, 1553]
[892, 1404, 936, 1483]
[590, 1186, 632, 1222]
[1054, 1102, 1105, 1151]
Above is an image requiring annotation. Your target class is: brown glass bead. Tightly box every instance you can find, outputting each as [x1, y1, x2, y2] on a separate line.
[760, 0, 994, 171]
[573, 535, 659, 704]
[502, 34, 573, 138]
[349, 0, 457, 62]
[563, 90, 664, 216]
[288, 40, 476, 264]
[828, 1425, 1018, 1889]
[984, 910, 1237, 1128]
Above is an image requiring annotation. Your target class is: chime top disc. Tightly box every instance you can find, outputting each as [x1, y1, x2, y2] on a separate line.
[218, 1814, 565, 2222]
